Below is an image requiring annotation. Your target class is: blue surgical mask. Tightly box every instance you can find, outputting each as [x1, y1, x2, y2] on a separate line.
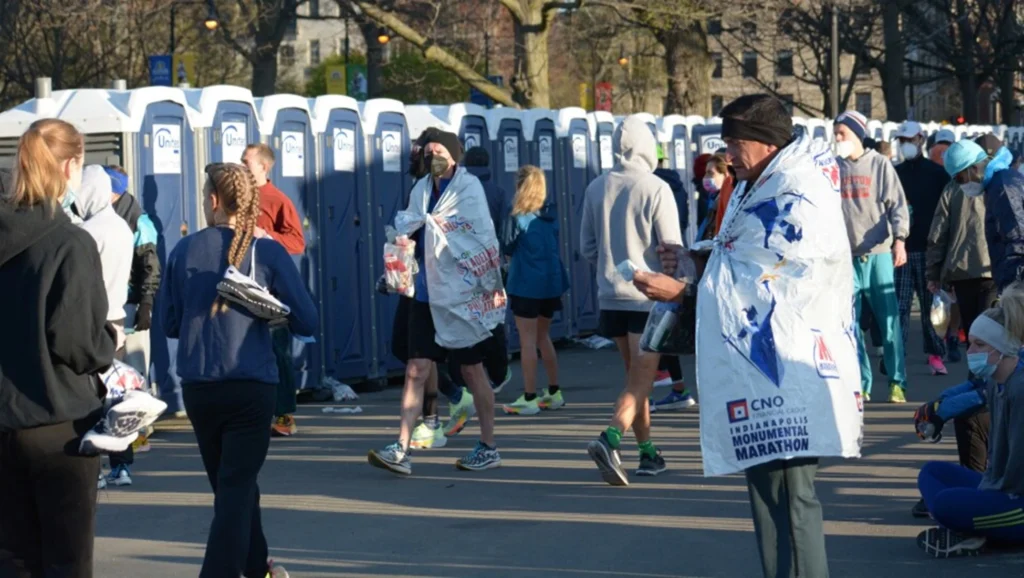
[968, 351, 998, 380]
[60, 189, 77, 218]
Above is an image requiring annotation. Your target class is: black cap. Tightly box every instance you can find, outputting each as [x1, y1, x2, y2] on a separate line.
[424, 130, 463, 164]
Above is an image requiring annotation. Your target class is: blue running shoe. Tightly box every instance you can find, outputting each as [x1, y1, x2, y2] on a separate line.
[651, 389, 697, 412]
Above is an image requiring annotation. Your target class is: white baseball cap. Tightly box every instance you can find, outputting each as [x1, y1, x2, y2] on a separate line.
[934, 128, 956, 144]
[894, 121, 923, 139]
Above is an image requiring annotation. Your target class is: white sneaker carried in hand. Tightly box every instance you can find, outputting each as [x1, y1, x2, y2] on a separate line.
[217, 242, 291, 322]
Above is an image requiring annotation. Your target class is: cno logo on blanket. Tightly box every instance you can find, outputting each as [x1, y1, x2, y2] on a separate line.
[812, 329, 839, 379]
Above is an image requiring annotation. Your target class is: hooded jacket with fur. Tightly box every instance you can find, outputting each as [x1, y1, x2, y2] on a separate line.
[580, 116, 683, 312]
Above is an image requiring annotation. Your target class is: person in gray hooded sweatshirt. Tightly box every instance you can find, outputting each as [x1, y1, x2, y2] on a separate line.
[834, 110, 911, 404]
[76, 166, 136, 488]
[581, 115, 682, 485]
[76, 165, 134, 353]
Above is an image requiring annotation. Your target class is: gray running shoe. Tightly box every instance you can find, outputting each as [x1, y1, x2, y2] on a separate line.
[587, 432, 628, 486]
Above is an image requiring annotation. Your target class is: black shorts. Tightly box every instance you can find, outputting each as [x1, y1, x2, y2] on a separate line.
[509, 295, 562, 319]
[408, 299, 502, 366]
[598, 309, 649, 338]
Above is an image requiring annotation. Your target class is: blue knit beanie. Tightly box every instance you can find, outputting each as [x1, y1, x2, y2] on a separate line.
[103, 166, 129, 195]
[835, 111, 868, 142]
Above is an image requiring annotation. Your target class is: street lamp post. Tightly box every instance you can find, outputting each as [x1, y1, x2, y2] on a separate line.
[830, 1, 839, 117]
[169, 1, 219, 56]
[484, 31, 490, 79]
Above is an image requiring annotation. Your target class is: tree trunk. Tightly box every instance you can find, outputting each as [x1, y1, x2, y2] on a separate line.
[516, 8, 551, 109]
[999, 69, 1015, 125]
[660, 22, 711, 116]
[250, 50, 278, 97]
[956, 0, 979, 122]
[882, 0, 906, 120]
[352, 0, 517, 107]
[360, 21, 384, 98]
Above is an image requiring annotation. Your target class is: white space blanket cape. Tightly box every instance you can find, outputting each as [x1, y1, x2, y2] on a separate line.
[395, 167, 507, 349]
[696, 134, 863, 477]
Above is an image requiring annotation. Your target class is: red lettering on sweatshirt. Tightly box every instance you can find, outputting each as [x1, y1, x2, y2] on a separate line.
[840, 175, 873, 199]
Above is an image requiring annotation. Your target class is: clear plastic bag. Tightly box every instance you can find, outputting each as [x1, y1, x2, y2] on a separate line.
[930, 290, 954, 337]
[383, 226, 418, 297]
[639, 251, 698, 355]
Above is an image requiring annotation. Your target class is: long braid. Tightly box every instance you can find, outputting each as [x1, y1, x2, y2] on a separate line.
[206, 163, 265, 315]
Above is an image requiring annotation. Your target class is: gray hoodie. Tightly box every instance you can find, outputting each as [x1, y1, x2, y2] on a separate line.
[580, 116, 682, 312]
[979, 371, 1024, 496]
[837, 149, 909, 257]
[76, 165, 134, 327]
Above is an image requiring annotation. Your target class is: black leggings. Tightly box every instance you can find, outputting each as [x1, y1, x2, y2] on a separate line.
[954, 408, 990, 473]
[0, 418, 101, 577]
[184, 381, 276, 578]
[659, 356, 683, 382]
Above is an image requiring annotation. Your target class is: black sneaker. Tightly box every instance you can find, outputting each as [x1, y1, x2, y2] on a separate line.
[587, 432, 628, 486]
[916, 527, 986, 558]
[636, 450, 667, 476]
[946, 337, 962, 363]
[911, 498, 930, 518]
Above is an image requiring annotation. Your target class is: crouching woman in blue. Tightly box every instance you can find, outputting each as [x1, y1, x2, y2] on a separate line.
[916, 282, 1024, 558]
[157, 163, 317, 578]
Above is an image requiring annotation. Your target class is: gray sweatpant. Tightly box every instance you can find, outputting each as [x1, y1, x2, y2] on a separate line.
[744, 458, 829, 578]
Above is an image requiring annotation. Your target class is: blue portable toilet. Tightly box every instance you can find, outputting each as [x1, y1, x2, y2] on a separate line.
[555, 107, 598, 336]
[483, 108, 525, 348]
[658, 114, 697, 243]
[439, 103, 490, 153]
[405, 104, 452, 144]
[484, 108, 525, 214]
[105, 87, 198, 415]
[311, 95, 373, 383]
[522, 108, 570, 344]
[587, 111, 616, 177]
[183, 85, 261, 168]
[360, 98, 411, 377]
[256, 95, 322, 390]
[692, 121, 724, 156]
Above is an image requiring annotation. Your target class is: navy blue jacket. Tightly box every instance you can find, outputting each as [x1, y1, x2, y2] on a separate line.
[465, 165, 508, 239]
[157, 227, 318, 385]
[654, 168, 689, 235]
[895, 157, 950, 252]
[985, 168, 1024, 290]
[502, 205, 569, 300]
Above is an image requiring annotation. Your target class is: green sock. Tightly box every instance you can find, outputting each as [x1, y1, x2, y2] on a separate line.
[638, 440, 657, 459]
[604, 426, 623, 448]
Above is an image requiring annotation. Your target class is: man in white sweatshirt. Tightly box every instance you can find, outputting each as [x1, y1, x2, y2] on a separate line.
[581, 115, 683, 485]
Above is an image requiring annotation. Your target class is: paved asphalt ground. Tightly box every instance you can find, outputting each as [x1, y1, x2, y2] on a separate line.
[94, 317, 1024, 577]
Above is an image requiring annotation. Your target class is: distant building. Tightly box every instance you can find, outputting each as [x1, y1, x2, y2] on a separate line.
[278, 1, 366, 87]
[708, 13, 887, 120]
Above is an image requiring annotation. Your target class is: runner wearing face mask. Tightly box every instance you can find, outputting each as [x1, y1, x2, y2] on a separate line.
[944, 136, 1024, 291]
[834, 110, 911, 403]
[703, 154, 735, 237]
[894, 121, 952, 375]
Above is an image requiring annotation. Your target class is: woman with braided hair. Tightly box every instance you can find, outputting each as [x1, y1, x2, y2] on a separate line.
[157, 163, 317, 578]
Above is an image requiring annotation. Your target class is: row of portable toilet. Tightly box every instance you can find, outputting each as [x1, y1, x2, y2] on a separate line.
[0, 85, 1016, 397]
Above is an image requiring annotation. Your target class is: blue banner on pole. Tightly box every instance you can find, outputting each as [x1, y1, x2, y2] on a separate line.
[149, 55, 173, 87]
[469, 75, 503, 108]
